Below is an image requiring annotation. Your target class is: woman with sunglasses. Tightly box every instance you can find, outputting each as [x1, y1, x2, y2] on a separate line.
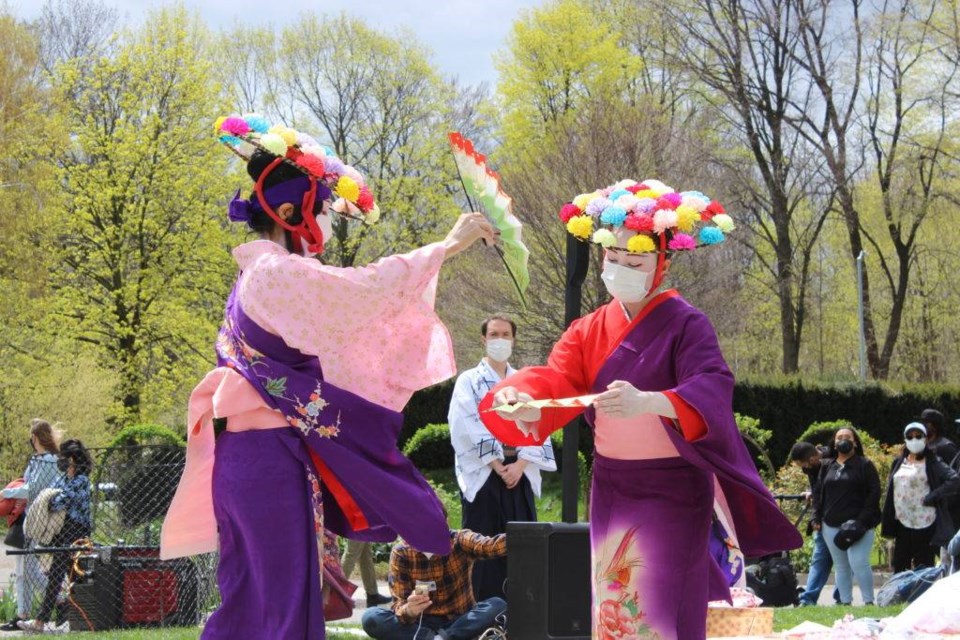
[881, 422, 960, 572]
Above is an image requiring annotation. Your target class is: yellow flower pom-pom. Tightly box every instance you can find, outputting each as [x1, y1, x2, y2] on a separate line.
[566, 215, 594, 240]
[713, 214, 735, 233]
[335, 176, 360, 203]
[627, 234, 656, 254]
[269, 125, 298, 147]
[676, 205, 700, 232]
[573, 192, 596, 210]
[592, 228, 617, 247]
[633, 189, 656, 200]
[214, 116, 227, 135]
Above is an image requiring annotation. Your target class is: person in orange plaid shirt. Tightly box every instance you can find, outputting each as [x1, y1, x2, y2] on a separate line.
[361, 529, 507, 640]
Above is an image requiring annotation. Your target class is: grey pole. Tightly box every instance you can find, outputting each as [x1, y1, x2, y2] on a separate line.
[856, 250, 866, 382]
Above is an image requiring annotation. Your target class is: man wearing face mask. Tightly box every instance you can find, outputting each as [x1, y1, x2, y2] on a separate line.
[480, 179, 801, 639]
[447, 315, 556, 601]
[881, 422, 960, 573]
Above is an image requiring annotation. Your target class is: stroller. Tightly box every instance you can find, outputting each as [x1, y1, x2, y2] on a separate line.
[743, 494, 806, 607]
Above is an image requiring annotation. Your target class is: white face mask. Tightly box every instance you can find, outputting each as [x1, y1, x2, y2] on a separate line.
[905, 438, 926, 454]
[486, 338, 513, 363]
[601, 261, 654, 303]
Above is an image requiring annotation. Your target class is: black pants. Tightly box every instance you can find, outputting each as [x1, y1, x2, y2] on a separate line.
[892, 522, 936, 573]
[36, 519, 91, 622]
[460, 457, 535, 601]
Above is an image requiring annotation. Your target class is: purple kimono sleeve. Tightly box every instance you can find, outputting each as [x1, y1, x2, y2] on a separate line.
[665, 313, 803, 556]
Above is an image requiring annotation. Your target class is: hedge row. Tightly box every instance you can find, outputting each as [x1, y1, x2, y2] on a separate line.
[400, 377, 960, 467]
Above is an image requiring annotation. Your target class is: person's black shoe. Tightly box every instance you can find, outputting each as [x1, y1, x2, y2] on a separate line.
[366, 592, 391, 606]
[0, 617, 23, 632]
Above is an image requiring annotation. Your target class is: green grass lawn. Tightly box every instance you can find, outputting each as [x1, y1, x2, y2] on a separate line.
[60, 605, 911, 638]
[773, 604, 906, 631]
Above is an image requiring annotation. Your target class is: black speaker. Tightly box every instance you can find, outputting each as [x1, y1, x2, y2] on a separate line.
[506, 521, 591, 639]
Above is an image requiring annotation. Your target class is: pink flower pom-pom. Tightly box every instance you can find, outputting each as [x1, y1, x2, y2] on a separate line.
[297, 153, 326, 177]
[653, 209, 678, 233]
[655, 192, 682, 210]
[559, 203, 582, 223]
[599, 186, 615, 197]
[668, 233, 696, 251]
[624, 213, 654, 233]
[220, 116, 251, 137]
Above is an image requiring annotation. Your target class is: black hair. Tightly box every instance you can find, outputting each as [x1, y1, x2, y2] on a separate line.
[60, 439, 93, 476]
[789, 442, 818, 462]
[481, 314, 517, 338]
[920, 408, 944, 439]
[245, 149, 307, 235]
[826, 426, 865, 458]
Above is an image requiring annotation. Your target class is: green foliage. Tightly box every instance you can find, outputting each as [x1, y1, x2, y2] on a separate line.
[735, 413, 775, 481]
[400, 379, 455, 447]
[51, 7, 236, 427]
[402, 423, 454, 471]
[106, 423, 185, 448]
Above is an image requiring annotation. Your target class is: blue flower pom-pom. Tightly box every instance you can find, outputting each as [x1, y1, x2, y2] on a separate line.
[699, 226, 725, 245]
[219, 134, 242, 146]
[609, 189, 631, 201]
[600, 206, 628, 226]
[243, 114, 271, 134]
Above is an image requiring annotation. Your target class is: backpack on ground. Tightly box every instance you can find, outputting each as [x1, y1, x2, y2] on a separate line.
[876, 566, 944, 606]
[745, 554, 799, 607]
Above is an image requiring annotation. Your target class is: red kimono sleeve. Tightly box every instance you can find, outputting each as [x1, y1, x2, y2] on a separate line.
[479, 318, 593, 446]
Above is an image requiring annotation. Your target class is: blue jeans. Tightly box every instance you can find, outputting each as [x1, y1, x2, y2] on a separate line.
[361, 597, 506, 640]
[822, 524, 875, 605]
[800, 530, 837, 605]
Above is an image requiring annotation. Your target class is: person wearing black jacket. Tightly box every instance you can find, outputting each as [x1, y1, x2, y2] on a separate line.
[812, 426, 881, 605]
[881, 422, 960, 572]
[789, 442, 839, 606]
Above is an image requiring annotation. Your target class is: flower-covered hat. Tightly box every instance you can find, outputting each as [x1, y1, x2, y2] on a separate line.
[215, 113, 380, 253]
[560, 178, 734, 254]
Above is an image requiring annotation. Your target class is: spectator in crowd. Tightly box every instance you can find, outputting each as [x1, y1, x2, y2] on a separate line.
[361, 528, 507, 640]
[789, 441, 839, 606]
[18, 439, 93, 633]
[342, 540, 391, 606]
[448, 314, 556, 600]
[0, 419, 61, 631]
[920, 408, 958, 464]
[881, 422, 960, 572]
[813, 426, 882, 605]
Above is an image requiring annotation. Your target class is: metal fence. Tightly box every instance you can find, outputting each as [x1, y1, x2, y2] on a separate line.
[5, 445, 218, 634]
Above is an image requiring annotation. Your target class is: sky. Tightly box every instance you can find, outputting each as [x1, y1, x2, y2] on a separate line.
[9, 0, 545, 87]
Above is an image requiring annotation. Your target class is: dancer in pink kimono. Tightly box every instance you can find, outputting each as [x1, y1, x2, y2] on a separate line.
[481, 179, 802, 640]
[161, 115, 493, 640]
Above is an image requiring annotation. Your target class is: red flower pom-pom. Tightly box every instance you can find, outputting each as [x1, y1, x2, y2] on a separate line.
[624, 213, 654, 233]
[559, 203, 582, 223]
[297, 154, 326, 177]
[702, 200, 726, 220]
[655, 193, 682, 210]
[356, 186, 375, 211]
[625, 184, 643, 194]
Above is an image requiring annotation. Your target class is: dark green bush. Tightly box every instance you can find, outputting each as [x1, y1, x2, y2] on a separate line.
[402, 423, 454, 471]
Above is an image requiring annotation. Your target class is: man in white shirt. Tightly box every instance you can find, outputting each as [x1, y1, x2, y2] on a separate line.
[448, 315, 556, 601]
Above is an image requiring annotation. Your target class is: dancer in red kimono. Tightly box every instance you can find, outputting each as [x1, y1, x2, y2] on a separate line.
[481, 179, 802, 640]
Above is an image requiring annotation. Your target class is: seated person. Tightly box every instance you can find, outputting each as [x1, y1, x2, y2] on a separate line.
[361, 528, 507, 640]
